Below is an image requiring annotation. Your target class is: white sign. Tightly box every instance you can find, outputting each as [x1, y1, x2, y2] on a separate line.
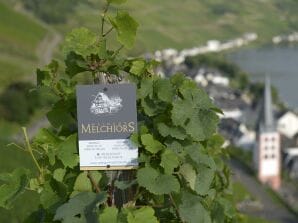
[76, 84, 138, 170]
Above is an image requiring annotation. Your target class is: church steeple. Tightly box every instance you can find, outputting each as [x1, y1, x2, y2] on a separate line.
[263, 74, 274, 132]
[254, 74, 281, 190]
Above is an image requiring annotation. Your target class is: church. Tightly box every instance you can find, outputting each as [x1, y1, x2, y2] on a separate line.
[253, 75, 281, 190]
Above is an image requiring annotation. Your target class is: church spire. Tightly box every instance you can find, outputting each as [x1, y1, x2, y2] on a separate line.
[263, 74, 274, 131]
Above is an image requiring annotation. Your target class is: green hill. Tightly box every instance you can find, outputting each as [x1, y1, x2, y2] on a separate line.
[3, 0, 298, 56]
[0, 2, 47, 89]
[53, 0, 298, 53]
[2, 0, 298, 57]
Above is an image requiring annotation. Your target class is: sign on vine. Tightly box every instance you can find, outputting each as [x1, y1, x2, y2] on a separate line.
[76, 84, 138, 170]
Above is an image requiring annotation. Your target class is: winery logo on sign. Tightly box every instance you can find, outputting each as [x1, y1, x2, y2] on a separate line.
[90, 91, 123, 115]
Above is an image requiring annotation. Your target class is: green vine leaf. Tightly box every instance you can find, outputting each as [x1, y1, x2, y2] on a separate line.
[194, 165, 215, 196]
[127, 207, 158, 223]
[171, 80, 220, 141]
[172, 99, 219, 141]
[137, 167, 180, 195]
[217, 197, 236, 219]
[54, 192, 107, 223]
[141, 134, 165, 154]
[36, 60, 59, 88]
[73, 172, 92, 192]
[34, 128, 62, 147]
[99, 207, 118, 223]
[185, 144, 216, 170]
[63, 27, 106, 58]
[138, 78, 153, 99]
[37, 69, 51, 88]
[171, 99, 193, 126]
[141, 97, 163, 117]
[179, 82, 214, 109]
[73, 171, 101, 192]
[130, 59, 146, 76]
[65, 52, 88, 78]
[40, 181, 61, 209]
[160, 150, 179, 174]
[179, 192, 211, 223]
[57, 134, 79, 168]
[0, 168, 30, 209]
[179, 164, 196, 190]
[53, 168, 66, 182]
[157, 123, 186, 140]
[47, 100, 75, 130]
[108, 11, 139, 49]
[154, 79, 174, 103]
[186, 110, 219, 141]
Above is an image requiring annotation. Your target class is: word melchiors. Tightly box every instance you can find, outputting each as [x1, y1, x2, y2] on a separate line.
[81, 122, 136, 134]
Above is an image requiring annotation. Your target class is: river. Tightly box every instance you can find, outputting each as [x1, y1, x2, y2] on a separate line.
[227, 45, 298, 109]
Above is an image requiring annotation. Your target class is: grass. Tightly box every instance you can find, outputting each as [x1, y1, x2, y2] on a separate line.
[232, 182, 254, 203]
[265, 187, 298, 218]
[241, 215, 276, 223]
[231, 181, 276, 223]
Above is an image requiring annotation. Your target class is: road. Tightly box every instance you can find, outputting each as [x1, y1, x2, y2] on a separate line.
[230, 159, 297, 223]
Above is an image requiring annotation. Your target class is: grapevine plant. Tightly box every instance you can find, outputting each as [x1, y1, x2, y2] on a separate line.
[0, 1, 240, 222]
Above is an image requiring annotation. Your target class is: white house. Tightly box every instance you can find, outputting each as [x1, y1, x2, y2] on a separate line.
[235, 124, 256, 150]
[194, 73, 208, 87]
[277, 111, 298, 138]
[284, 147, 298, 179]
[211, 76, 229, 86]
[243, 32, 258, 41]
[207, 40, 220, 52]
[220, 108, 243, 120]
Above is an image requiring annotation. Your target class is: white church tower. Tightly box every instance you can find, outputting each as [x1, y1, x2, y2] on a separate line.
[254, 75, 281, 190]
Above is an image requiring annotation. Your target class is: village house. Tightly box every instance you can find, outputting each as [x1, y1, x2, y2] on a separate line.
[283, 148, 298, 179]
[194, 68, 229, 87]
[277, 111, 298, 138]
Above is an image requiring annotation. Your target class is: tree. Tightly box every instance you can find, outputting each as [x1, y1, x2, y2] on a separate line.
[0, 82, 44, 124]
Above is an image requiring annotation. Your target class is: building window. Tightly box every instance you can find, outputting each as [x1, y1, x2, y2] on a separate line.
[264, 155, 268, 159]
[271, 146, 275, 150]
[271, 154, 275, 159]
[272, 137, 275, 142]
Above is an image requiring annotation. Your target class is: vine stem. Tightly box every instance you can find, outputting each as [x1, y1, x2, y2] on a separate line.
[101, 2, 110, 37]
[111, 45, 124, 58]
[22, 127, 42, 175]
[103, 27, 114, 37]
[169, 193, 184, 223]
[7, 143, 27, 152]
[87, 170, 101, 193]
